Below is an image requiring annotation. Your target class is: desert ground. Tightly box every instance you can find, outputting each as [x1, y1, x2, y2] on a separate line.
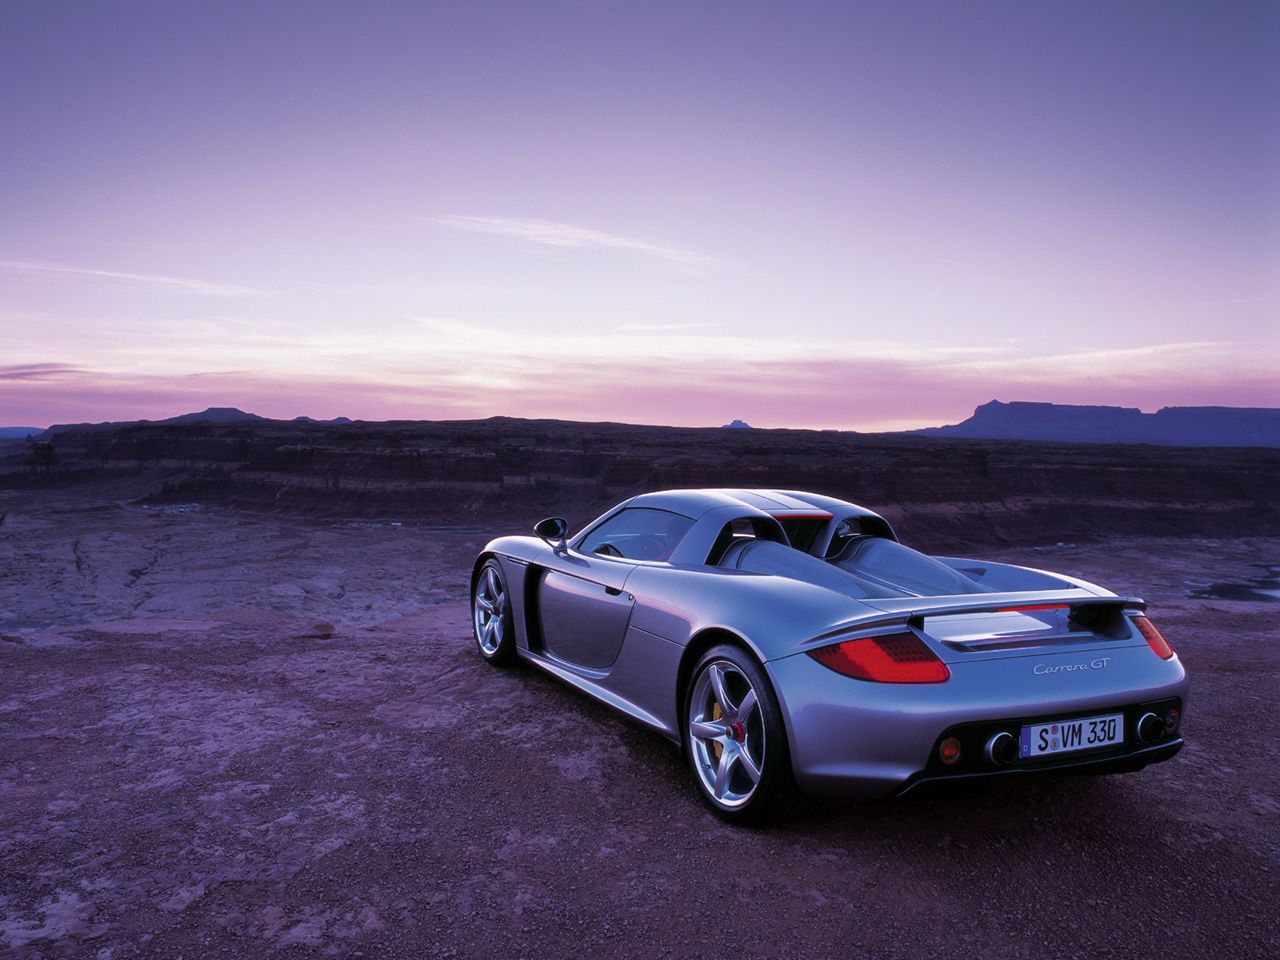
[1, 484, 1277, 960]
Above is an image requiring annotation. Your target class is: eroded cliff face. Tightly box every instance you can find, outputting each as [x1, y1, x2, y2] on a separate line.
[3, 416, 1277, 551]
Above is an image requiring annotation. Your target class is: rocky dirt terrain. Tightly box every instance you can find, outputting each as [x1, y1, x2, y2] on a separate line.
[0, 483, 1277, 960]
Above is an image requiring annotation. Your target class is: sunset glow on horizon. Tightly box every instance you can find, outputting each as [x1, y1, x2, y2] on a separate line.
[2, 1, 1276, 430]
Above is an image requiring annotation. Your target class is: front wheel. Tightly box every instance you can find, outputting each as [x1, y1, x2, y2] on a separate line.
[472, 559, 516, 666]
[684, 644, 801, 824]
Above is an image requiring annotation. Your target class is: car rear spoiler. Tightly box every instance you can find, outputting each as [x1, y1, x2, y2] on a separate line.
[807, 591, 1145, 645]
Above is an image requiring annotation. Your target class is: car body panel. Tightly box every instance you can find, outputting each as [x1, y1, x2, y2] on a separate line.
[522, 626, 682, 735]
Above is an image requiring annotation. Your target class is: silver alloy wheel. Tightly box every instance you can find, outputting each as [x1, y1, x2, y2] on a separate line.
[688, 660, 764, 808]
[473, 565, 506, 655]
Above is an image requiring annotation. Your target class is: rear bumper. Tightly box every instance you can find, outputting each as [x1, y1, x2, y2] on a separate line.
[894, 736, 1183, 798]
[765, 642, 1189, 801]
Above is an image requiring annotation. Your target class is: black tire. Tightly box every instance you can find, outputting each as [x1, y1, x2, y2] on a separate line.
[472, 559, 516, 667]
[683, 643, 802, 824]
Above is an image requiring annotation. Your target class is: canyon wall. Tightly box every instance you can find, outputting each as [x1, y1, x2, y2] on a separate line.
[3, 417, 1277, 551]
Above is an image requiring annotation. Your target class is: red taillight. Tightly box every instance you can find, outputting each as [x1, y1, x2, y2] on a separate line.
[1133, 616, 1174, 659]
[808, 631, 950, 683]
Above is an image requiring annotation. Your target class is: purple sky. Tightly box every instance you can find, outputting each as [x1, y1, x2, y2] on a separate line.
[2, 1, 1277, 429]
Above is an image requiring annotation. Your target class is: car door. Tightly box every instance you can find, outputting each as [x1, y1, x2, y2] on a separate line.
[537, 506, 695, 671]
[538, 551, 636, 670]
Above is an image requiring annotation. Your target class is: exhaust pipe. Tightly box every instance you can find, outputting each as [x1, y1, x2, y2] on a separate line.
[984, 731, 1018, 766]
[1136, 712, 1164, 744]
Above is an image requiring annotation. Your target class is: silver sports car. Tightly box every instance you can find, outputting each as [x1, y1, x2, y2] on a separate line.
[470, 489, 1187, 823]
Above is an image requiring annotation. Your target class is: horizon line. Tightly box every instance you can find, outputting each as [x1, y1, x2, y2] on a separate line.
[6, 397, 1280, 435]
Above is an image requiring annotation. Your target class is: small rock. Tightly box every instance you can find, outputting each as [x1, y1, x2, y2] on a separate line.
[295, 621, 336, 639]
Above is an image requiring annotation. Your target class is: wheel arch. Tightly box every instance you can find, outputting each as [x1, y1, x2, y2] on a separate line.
[676, 628, 767, 741]
[471, 551, 497, 594]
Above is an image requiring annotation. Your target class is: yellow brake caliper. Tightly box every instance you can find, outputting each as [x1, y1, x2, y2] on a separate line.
[711, 703, 723, 759]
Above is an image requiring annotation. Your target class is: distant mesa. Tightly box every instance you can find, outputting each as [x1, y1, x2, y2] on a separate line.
[722, 419, 752, 430]
[41, 407, 264, 432]
[42, 408, 357, 433]
[912, 400, 1280, 448]
[147, 408, 352, 426]
[161, 407, 265, 424]
[294, 415, 354, 425]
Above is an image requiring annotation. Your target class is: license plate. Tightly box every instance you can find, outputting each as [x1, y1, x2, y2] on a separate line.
[1020, 712, 1123, 759]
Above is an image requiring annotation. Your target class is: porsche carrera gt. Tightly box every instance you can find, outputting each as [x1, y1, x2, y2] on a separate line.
[470, 489, 1187, 822]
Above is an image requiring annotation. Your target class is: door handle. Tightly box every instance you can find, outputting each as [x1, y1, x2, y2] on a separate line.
[605, 586, 623, 596]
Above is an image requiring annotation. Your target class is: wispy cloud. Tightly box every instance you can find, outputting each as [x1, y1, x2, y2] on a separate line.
[0, 362, 83, 381]
[935, 340, 1267, 379]
[428, 215, 726, 269]
[0, 258, 265, 297]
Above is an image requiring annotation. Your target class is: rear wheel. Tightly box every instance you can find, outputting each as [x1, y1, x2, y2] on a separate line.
[684, 644, 801, 824]
[472, 559, 516, 666]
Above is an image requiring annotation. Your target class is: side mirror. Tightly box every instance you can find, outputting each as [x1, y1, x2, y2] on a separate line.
[534, 517, 569, 549]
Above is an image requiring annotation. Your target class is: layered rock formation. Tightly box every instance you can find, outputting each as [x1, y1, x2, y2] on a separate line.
[3, 416, 1277, 552]
[914, 400, 1280, 447]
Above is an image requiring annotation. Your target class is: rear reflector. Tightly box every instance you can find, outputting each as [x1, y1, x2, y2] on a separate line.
[1133, 616, 1174, 659]
[939, 737, 962, 765]
[809, 631, 950, 683]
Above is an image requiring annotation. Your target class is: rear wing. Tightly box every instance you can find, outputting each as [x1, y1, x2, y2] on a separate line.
[807, 591, 1145, 646]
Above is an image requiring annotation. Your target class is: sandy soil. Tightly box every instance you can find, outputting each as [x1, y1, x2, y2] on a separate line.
[1, 492, 1277, 959]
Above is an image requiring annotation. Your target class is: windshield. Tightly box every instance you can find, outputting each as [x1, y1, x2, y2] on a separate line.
[578, 507, 694, 561]
[831, 537, 993, 596]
